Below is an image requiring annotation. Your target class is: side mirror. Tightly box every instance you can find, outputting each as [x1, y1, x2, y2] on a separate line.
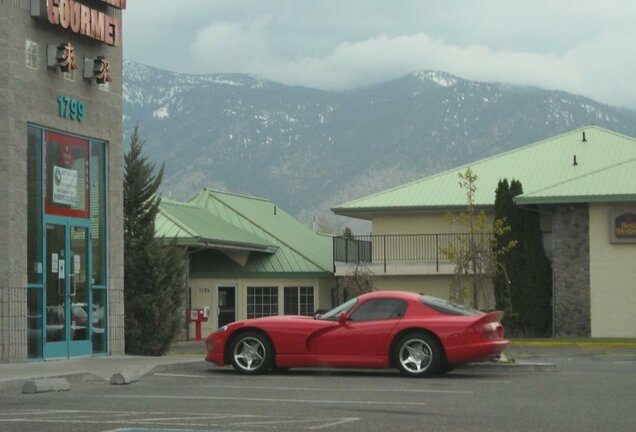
[338, 311, 348, 325]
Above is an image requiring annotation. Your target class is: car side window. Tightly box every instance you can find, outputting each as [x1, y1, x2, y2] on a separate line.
[349, 299, 407, 322]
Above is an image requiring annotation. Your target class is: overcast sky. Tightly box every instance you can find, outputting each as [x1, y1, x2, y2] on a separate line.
[123, 0, 636, 109]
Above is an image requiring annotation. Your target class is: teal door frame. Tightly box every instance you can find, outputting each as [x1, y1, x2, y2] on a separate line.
[43, 216, 93, 359]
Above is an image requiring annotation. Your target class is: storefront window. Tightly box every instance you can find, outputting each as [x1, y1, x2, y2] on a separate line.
[92, 289, 107, 354]
[27, 126, 43, 285]
[91, 141, 107, 286]
[247, 287, 278, 318]
[26, 125, 109, 358]
[284, 286, 314, 316]
[44, 131, 89, 218]
[27, 288, 43, 359]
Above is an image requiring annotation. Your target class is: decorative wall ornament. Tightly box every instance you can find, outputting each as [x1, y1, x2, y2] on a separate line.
[83, 56, 113, 84]
[95, 56, 113, 83]
[47, 42, 78, 71]
[59, 42, 79, 71]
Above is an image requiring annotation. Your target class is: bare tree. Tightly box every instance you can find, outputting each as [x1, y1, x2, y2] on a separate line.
[439, 168, 515, 309]
[340, 261, 375, 297]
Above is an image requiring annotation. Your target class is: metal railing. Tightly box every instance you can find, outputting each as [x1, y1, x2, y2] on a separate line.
[333, 233, 473, 272]
[333, 232, 553, 273]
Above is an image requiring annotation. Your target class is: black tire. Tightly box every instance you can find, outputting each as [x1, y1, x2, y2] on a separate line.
[393, 332, 443, 377]
[229, 331, 273, 374]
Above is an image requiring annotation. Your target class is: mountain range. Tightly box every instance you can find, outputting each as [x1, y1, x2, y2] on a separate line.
[123, 60, 636, 232]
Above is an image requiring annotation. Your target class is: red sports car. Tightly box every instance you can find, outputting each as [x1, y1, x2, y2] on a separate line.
[205, 291, 508, 377]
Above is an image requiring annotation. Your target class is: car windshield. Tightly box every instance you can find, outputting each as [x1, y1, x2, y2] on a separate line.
[318, 298, 359, 320]
[419, 295, 484, 316]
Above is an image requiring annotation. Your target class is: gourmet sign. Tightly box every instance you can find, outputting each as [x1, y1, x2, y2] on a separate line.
[31, 0, 126, 47]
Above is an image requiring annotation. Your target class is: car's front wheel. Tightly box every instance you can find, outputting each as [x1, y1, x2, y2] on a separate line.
[229, 331, 273, 374]
[394, 332, 442, 377]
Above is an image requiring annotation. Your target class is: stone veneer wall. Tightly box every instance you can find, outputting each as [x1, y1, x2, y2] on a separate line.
[553, 203, 591, 337]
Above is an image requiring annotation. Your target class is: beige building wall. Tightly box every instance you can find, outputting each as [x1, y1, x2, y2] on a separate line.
[368, 212, 496, 310]
[373, 275, 454, 298]
[373, 212, 456, 235]
[373, 211, 496, 236]
[189, 276, 335, 336]
[589, 203, 636, 337]
[373, 275, 495, 310]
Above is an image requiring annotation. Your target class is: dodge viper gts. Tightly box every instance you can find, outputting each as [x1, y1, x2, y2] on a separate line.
[205, 291, 508, 377]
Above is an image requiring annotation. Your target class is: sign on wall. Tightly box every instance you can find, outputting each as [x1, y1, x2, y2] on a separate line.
[31, 0, 126, 47]
[610, 209, 636, 244]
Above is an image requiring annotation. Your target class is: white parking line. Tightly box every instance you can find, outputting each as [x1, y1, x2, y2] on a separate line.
[202, 383, 472, 394]
[0, 409, 359, 431]
[106, 394, 428, 406]
[155, 372, 209, 379]
[308, 417, 361, 430]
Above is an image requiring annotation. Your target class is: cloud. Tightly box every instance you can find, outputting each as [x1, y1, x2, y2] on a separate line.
[191, 17, 275, 73]
[190, 24, 636, 108]
[124, 0, 636, 109]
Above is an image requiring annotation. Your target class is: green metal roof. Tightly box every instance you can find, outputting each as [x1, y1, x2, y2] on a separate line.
[157, 189, 333, 275]
[516, 157, 636, 204]
[333, 126, 636, 217]
[156, 199, 275, 251]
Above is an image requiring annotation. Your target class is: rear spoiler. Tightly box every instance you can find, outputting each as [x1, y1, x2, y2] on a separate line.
[472, 311, 504, 326]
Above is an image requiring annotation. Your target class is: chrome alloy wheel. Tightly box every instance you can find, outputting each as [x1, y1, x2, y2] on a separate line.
[233, 336, 267, 372]
[399, 338, 433, 374]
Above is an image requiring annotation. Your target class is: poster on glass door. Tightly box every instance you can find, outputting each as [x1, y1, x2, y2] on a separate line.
[52, 165, 78, 206]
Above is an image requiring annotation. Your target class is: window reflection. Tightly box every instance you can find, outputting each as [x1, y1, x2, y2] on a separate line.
[92, 289, 106, 354]
[27, 289, 43, 359]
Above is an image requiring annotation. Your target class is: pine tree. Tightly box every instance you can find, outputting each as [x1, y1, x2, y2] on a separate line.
[519, 203, 553, 336]
[493, 178, 552, 336]
[124, 126, 186, 355]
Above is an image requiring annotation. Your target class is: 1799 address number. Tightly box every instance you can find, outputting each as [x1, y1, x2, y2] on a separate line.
[58, 95, 85, 122]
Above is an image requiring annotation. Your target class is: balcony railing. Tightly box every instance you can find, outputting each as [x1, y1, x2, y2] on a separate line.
[333, 233, 471, 273]
[333, 232, 553, 274]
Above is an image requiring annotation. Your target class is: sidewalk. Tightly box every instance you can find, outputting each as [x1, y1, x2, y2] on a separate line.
[0, 350, 203, 394]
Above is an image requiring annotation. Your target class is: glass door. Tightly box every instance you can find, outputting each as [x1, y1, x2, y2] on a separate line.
[44, 220, 92, 358]
[217, 286, 236, 328]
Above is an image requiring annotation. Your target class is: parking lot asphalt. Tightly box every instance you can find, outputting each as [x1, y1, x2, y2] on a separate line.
[0, 341, 568, 394]
[4, 340, 636, 395]
[0, 348, 635, 432]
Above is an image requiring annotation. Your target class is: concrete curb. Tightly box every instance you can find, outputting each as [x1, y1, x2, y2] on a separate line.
[0, 372, 101, 394]
[110, 372, 139, 385]
[0, 359, 204, 394]
[22, 378, 71, 394]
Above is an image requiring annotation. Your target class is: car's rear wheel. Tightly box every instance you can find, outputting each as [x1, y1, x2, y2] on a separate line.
[230, 331, 273, 374]
[394, 332, 442, 377]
